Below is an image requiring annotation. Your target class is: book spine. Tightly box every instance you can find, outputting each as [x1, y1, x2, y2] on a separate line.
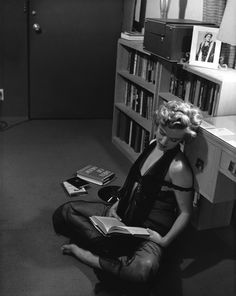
[76, 171, 103, 182]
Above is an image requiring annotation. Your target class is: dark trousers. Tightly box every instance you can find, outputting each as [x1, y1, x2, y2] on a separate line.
[52, 199, 162, 284]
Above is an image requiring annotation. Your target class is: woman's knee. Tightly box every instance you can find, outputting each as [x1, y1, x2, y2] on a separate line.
[117, 253, 161, 283]
[130, 242, 162, 283]
[133, 256, 160, 283]
[52, 203, 70, 235]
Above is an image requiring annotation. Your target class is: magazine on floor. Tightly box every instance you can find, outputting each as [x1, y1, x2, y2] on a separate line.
[62, 176, 89, 196]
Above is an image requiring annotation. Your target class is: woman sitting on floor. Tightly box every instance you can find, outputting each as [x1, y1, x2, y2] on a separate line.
[52, 100, 202, 289]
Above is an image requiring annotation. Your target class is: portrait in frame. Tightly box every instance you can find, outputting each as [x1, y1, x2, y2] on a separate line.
[189, 26, 222, 69]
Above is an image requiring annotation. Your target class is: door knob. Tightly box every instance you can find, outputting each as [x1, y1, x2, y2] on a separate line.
[33, 23, 41, 33]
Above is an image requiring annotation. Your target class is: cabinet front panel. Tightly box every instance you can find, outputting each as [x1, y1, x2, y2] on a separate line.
[185, 133, 220, 202]
[220, 150, 236, 183]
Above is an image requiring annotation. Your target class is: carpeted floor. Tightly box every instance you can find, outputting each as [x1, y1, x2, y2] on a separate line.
[0, 119, 235, 296]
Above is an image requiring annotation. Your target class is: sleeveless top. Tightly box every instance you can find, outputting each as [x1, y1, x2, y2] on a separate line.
[117, 141, 193, 236]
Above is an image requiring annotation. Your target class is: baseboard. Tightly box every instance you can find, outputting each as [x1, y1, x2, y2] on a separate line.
[0, 116, 29, 129]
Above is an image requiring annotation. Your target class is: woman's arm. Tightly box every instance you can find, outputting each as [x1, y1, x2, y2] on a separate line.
[148, 156, 193, 247]
[161, 190, 192, 247]
[106, 200, 122, 221]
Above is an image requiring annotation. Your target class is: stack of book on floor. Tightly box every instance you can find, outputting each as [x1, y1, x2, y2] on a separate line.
[76, 164, 115, 186]
[62, 176, 89, 196]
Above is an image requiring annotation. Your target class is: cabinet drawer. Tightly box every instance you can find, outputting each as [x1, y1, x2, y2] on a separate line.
[220, 150, 236, 182]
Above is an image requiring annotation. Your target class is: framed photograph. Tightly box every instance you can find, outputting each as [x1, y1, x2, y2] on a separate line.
[189, 26, 222, 69]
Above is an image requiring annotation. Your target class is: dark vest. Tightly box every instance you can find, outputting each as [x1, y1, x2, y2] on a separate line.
[117, 141, 180, 226]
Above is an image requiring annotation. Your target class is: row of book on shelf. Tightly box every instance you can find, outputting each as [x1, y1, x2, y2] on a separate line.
[169, 69, 220, 116]
[124, 81, 154, 120]
[117, 111, 150, 154]
[62, 165, 116, 196]
[127, 50, 158, 85]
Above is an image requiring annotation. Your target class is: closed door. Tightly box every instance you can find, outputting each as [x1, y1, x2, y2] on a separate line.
[29, 0, 123, 118]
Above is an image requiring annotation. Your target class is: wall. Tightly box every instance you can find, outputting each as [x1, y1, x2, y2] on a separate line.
[146, 0, 203, 20]
[0, 0, 28, 119]
[0, 0, 3, 89]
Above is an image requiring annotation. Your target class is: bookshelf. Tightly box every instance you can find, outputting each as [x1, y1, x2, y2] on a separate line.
[112, 38, 236, 162]
[112, 38, 159, 162]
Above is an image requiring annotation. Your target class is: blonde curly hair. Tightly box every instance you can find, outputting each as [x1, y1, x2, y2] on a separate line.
[153, 100, 202, 139]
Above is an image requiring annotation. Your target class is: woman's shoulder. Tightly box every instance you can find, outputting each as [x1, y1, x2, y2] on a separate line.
[169, 151, 193, 187]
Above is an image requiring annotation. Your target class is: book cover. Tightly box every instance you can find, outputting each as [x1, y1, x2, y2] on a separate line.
[124, 115, 131, 144]
[129, 51, 136, 74]
[66, 176, 89, 188]
[76, 165, 115, 186]
[130, 121, 137, 150]
[197, 82, 204, 109]
[62, 181, 87, 196]
[89, 216, 150, 237]
[128, 120, 134, 146]
[117, 111, 128, 142]
[134, 124, 143, 153]
[193, 79, 201, 106]
[200, 81, 210, 111]
[184, 79, 191, 102]
[208, 83, 216, 115]
[211, 84, 220, 116]
[201, 81, 212, 111]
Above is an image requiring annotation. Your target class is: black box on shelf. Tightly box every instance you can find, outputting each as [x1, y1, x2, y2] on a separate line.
[144, 19, 216, 62]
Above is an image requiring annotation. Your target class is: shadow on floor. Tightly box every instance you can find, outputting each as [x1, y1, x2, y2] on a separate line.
[150, 224, 235, 296]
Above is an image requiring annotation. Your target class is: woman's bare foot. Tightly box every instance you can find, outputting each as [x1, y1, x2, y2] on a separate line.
[61, 244, 101, 269]
[61, 244, 77, 255]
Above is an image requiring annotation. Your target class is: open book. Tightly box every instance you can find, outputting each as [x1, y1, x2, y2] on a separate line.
[89, 216, 150, 238]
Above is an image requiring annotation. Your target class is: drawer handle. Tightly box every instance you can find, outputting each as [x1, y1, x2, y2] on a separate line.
[195, 158, 204, 172]
[228, 161, 236, 177]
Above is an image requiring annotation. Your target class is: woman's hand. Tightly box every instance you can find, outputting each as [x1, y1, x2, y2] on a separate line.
[146, 228, 166, 247]
[107, 200, 122, 221]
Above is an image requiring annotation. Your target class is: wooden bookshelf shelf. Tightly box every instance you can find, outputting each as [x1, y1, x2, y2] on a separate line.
[182, 64, 236, 83]
[120, 39, 151, 55]
[158, 92, 182, 102]
[112, 136, 139, 163]
[117, 70, 155, 93]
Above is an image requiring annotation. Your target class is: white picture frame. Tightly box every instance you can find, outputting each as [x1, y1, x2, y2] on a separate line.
[189, 26, 222, 69]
